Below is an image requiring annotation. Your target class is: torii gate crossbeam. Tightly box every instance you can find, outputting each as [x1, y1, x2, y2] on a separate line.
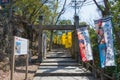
[42, 25, 75, 30]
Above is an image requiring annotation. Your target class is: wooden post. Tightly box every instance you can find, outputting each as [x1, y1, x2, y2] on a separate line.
[71, 31, 75, 58]
[25, 40, 29, 80]
[74, 15, 79, 29]
[25, 54, 29, 80]
[38, 16, 43, 62]
[75, 32, 80, 62]
[92, 61, 97, 78]
[11, 36, 15, 80]
[11, 36, 29, 80]
[74, 15, 81, 63]
[100, 68, 104, 80]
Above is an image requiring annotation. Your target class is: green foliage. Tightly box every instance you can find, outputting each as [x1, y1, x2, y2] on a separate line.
[47, 0, 59, 24]
[79, 22, 87, 25]
[111, 1, 120, 51]
[89, 28, 100, 67]
[54, 19, 72, 36]
[89, 29, 98, 51]
[93, 0, 120, 75]
[59, 19, 72, 25]
[13, 0, 52, 24]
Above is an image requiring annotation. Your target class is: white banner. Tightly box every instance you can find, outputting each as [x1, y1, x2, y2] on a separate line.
[94, 17, 115, 67]
[103, 18, 115, 66]
[77, 27, 93, 61]
[14, 36, 28, 55]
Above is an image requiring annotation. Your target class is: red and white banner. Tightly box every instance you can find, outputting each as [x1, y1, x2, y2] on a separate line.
[77, 27, 93, 62]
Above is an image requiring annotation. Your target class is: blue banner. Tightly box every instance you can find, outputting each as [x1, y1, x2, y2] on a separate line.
[94, 17, 115, 68]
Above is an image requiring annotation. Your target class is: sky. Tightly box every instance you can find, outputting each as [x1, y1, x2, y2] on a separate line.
[60, 0, 103, 26]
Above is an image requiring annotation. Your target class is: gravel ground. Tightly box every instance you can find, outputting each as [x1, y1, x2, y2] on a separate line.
[0, 56, 39, 80]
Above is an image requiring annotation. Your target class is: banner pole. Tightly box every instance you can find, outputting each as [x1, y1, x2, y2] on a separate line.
[91, 60, 97, 78]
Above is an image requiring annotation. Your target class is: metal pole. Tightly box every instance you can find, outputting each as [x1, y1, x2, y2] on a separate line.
[75, 0, 77, 16]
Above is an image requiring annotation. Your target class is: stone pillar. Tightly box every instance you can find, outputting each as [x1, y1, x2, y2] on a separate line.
[42, 33, 47, 59]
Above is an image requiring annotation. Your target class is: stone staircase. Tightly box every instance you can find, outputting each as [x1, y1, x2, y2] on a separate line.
[33, 49, 95, 80]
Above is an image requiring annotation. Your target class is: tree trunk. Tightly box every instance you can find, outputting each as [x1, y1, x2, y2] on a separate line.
[93, 0, 110, 17]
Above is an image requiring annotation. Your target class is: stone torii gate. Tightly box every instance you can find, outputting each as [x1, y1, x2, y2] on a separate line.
[38, 15, 87, 62]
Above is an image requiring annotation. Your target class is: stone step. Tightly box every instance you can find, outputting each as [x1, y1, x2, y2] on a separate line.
[33, 76, 95, 80]
[43, 61, 77, 63]
[46, 52, 71, 58]
[46, 54, 71, 58]
[40, 62, 79, 66]
[34, 72, 92, 76]
[33, 48, 95, 80]
[43, 58, 76, 63]
[38, 65, 82, 69]
[46, 56, 72, 58]
[36, 66, 91, 74]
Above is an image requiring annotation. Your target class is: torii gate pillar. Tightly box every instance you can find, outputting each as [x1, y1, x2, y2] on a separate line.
[38, 16, 43, 62]
[74, 15, 81, 63]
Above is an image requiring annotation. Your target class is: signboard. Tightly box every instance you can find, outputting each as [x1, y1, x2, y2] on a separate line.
[14, 36, 28, 55]
[77, 27, 93, 62]
[0, 0, 9, 5]
[94, 17, 115, 68]
[11, 36, 29, 80]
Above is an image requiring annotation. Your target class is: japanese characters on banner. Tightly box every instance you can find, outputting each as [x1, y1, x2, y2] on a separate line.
[77, 27, 93, 62]
[14, 36, 28, 55]
[94, 17, 115, 68]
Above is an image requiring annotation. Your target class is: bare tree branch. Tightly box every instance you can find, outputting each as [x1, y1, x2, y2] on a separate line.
[55, 0, 67, 24]
[93, 0, 110, 16]
[93, 0, 104, 12]
[103, 0, 110, 15]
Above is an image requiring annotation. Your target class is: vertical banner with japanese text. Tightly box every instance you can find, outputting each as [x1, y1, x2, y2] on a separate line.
[94, 17, 115, 68]
[77, 27, 93, 62]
